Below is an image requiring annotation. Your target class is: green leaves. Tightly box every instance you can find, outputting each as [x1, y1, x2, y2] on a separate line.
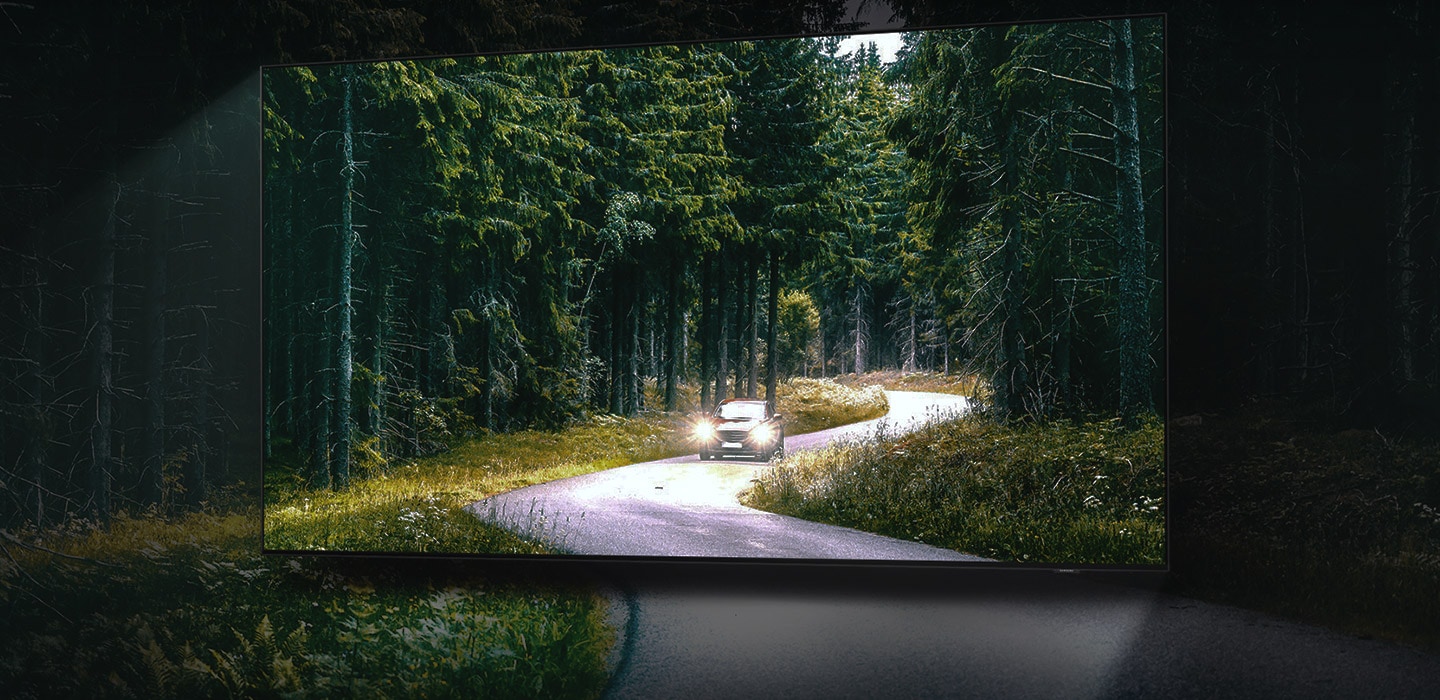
[596, 191, 656, 258]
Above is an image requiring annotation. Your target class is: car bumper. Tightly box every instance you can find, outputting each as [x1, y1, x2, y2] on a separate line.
[701, 438, 780, 457]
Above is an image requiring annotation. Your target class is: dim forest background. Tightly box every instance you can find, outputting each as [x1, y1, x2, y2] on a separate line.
[3, 0, 1440, 652]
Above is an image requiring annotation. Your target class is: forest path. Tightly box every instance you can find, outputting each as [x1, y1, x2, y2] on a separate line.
[466, 390, 984, 560]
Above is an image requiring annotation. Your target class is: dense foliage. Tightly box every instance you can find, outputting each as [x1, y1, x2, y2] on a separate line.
[263, 19, 1164, 493]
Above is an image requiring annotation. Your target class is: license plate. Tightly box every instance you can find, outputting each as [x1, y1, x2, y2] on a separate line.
[722, 442, 743, 449]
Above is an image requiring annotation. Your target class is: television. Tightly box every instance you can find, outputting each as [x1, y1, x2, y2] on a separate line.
[261, 15, 1165, 569]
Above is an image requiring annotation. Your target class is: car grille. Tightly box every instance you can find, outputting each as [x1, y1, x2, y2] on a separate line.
[718, 429, 749, 443]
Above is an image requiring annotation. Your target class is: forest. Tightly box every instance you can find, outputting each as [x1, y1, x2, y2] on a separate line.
[261, 19, 1164, 493]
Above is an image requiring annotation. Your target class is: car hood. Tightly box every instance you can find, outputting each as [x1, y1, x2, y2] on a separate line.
[714, 418, 762, 430]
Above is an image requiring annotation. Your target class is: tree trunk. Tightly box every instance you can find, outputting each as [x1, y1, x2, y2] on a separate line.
[629, 291, 641, 414]
[23, 249, 48, 527]
[1055, 279, 1074, 413]
[818, 317, 827, 378]
[609, 279, 623, 414]
[746, 255, 759, 398]
[942, 322, 950, 375]
[700, 252, 713, 410]
[480, 260, 496, 430]
[733, 269, 745, 396]
[331, 64, 357, 489]
[284, 313, 298, 440]
[1385, 48, 1419, 389]
[996, 87, 1027, 421]
[309, 306, 330, 490]
[369, 278, 388, 454]
[1260, 85, 1281, 394]
[186, 311, 210, 506]
[663, 262, 680, 411]
[852, 284, 867, 375]
[1110, 18, 1151, 420]
[765, 251, 780, 410]
[141, 200, 168, 507]
[715, 250, 729, 403]
[647, 304, 657, 381]
[1285, 68, 1312, 394]
[1053, 94, 1077, 409]
[89, 171, 118, 522]
[903, 303, 918, 373]
[425, 247, 448, 399]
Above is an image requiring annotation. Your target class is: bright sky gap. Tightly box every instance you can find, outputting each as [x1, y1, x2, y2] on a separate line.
[835, 32, 905, 64]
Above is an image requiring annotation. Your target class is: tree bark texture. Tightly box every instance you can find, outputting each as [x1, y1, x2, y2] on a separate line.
[1110, 18, 1152, 419]
[765, 252, 780, 410]
[88, 172, 118, 522]
[331, 64, 357, 489]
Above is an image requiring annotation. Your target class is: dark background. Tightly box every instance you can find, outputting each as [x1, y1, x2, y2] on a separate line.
[3, 0, 1438, 690]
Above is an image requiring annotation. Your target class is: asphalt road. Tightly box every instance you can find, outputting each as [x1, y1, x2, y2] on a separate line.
[595, 569, 1440, 699]
[468, 390, 981, 561]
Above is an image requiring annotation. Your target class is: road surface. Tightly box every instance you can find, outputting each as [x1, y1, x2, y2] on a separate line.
[467, 390, 982, 561]
[595, 568, 1440, 699]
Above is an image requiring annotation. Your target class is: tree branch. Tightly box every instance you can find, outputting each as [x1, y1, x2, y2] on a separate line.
[1018, 66, 1113, 92]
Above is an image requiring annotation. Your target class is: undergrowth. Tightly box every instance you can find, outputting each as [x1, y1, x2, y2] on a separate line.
[1167, 400, 1440, 649]
[830, 370, 985, 399]
[743, 413, 1165, 565]
[777, 377, 889, 435]
[0, 508, 612, 699]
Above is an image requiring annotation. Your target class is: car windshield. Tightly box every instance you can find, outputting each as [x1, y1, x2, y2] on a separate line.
[716, 402, 766, 420]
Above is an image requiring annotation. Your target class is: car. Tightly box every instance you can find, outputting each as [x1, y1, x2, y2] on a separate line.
[692, 398, 786, 461]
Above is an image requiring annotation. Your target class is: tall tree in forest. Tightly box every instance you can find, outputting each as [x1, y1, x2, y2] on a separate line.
[1383, 2, 1423, 394]
[89, 178, 118, 520]
[1109, 18, 1154, 419]
[724, 36, 833, 401]
[331, 63, 358, 489]
[140, 172, 168, 507]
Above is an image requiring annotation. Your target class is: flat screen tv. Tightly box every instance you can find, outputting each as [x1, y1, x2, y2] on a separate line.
[261, 15, 1166, 569]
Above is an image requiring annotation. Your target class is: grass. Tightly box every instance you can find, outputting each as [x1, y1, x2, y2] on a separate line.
[265, 377, 889, 554]
[773, 377, 889, 435]
[1166, 400, 1440, 649]
[0, 502, 614, 699]
[742, 413, 1165, 565]
[829, 369, 985, 399]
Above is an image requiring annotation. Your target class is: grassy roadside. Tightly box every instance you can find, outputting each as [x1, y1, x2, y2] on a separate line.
[1166, 401, 1440, 649]
[829, 369, 985, 398]
[0, 503, 612, 699]
[742, 414, 1165, 565]
[264, 377, 889, 554]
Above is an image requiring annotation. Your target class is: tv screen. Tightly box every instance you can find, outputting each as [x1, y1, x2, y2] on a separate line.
[262, 15, 1165, 568]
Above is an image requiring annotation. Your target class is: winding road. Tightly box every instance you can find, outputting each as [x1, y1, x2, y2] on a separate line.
[467, 390, 985, 561]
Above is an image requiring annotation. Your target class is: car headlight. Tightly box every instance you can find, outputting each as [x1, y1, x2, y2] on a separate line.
[693, 421, 716, 441]
[750, 423, 773, 445]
